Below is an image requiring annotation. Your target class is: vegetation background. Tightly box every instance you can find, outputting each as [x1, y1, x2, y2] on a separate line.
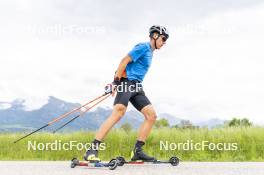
[1, 118, 263, 161]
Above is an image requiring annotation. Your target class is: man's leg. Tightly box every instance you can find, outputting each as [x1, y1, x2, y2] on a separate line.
[84, 104, 127, 161]
[137, 105, 157, 141]
[95, 104, 127, 141]
[131, 104, 157, 161]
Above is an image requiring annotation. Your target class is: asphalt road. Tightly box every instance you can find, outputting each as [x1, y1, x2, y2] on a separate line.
[0, 161, 263, 175]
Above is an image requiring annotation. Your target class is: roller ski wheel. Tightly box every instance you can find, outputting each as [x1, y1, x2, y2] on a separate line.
[116, 156, 126, 166]
[71, 158, 79, 168]
[169, 156, 180, 166]
[108, 159, 118, 170]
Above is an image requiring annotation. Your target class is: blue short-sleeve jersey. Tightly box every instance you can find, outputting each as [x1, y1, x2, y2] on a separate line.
[126, 42, 153, 82]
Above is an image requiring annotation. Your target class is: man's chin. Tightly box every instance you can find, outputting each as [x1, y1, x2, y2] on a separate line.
[157, 45, 164, 49]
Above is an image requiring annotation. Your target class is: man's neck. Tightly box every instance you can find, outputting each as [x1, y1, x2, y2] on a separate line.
[150, 40, 156, 51]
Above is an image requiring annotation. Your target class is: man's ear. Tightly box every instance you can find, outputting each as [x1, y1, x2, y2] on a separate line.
[153, 33, 159, 39]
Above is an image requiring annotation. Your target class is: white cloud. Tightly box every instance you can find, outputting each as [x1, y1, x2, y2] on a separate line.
[0, 1, 264, 124]
[149, 3, 264, 124]
[0, 103, 12, 110]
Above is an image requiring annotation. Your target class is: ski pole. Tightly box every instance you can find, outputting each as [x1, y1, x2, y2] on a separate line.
[53, 93, 111, 133]
[14, 92, 111, 143]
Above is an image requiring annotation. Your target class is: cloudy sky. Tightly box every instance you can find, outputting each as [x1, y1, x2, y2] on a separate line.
[0, 0, 264, 124]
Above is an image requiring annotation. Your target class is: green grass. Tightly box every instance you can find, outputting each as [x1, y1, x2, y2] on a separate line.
[0, 127, 264, 161]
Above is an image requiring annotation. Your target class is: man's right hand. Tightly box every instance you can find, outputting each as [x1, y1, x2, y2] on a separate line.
[113, 76, 120, 85]
[111, 76, 120, 96]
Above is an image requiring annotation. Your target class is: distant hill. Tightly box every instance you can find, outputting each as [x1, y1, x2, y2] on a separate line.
[0, 96, 145, 132]
[0, 96, 226, 132]
[158, 113, 182, 126]
[195, 118, 225, 128]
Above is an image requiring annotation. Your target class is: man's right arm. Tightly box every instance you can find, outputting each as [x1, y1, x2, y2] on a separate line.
[114, 55, 132, 80]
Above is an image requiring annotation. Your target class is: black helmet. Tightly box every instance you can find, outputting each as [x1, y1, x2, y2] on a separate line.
[149, 25, 169, 40]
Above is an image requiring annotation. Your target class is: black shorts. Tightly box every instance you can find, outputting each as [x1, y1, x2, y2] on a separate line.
[113, 78, 151, 111]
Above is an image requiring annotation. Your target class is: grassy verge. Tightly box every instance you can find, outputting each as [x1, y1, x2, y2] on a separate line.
[0, 127, 263, 161]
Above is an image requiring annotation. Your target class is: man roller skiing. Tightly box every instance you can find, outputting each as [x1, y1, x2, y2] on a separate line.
[84, 25, 169, 162]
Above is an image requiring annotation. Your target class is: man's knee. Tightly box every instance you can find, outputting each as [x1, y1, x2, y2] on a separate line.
[113, 104, 126, 118]
[147, 113, 157, 123]
[143, 107, 157, 123]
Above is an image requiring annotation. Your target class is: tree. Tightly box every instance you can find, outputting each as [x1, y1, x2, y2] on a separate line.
[228, 118, 252, 127]
[175, 120, 199, 129]
[120, 122, 132, 133]
[179, 120, 194, 129]
[228, 118, 240, 127]
[154, 118, 169, 128]
[240, 118, 252, 127]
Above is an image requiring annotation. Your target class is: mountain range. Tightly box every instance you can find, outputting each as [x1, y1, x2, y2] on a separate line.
[0, 96, 225, 132]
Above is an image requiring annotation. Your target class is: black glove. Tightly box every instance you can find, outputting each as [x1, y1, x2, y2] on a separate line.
[113, 76, 121, 85]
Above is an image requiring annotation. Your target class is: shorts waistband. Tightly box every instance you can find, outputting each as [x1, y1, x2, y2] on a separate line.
[120, 78, 142, 84]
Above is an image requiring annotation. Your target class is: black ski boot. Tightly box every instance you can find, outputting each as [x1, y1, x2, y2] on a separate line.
[83, 148, 101, 162]
[131, 147, 156, 162]
[83, 140, 101, 162]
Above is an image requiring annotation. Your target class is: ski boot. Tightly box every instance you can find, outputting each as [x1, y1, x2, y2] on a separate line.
[83, 148, 101, 163]
[130, 147, 156, 162]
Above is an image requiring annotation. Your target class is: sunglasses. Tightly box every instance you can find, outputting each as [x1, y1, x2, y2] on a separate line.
[161, 36, 167, 42]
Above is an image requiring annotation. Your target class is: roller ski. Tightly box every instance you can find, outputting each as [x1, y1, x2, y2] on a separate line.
[70, 145, 118, 170]
[70, 158, 118, 170]
[116, 147, 179, 166]
[116, 156, 179, 166]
